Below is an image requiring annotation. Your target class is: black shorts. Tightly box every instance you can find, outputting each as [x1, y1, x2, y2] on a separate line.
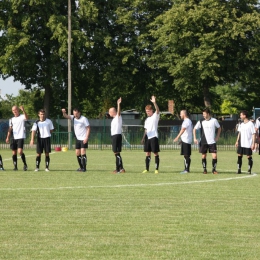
[10, 139, 24, 150]
[199, 143, 217, 154]
[237, 147, 252, 156]
[75, 139, 88, 149]
[181, 142, 191, 156]
[144, 137, 160, 153]
[111, 134, 122, 153]
[37, 137, 51, 154]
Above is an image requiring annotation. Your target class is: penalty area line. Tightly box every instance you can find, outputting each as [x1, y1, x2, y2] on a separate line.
[0, 173, 257, 191]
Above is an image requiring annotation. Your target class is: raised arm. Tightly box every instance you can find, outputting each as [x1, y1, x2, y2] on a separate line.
[150, 95, 159, 114]
[61, 108, 71, 120]
[20, 105, 28, 120]
[117, 97, 122, 116]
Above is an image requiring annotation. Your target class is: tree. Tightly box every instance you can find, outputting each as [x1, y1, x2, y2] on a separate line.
[148, 0, 260, 109]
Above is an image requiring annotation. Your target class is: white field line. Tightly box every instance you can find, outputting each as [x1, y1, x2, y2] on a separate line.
[0, 173, 257, 191]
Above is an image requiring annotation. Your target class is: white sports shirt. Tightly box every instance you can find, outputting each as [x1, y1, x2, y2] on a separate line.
[194, 118, 220, 144]
[181, 118, 193, 144]
[70, 115, 90, 141]
[144, 112, 160, 139]
[31, 119, 54, 138]
[255, 117, 260, 132]
[9, 114, 26, 139]
[111, 115, 122, 136]
[237, 121, 256, 148]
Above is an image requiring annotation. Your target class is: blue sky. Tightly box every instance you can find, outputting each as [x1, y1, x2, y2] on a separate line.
[0, 77, 24, 97]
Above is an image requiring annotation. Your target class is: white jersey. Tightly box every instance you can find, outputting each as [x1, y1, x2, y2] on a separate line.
[111, 115, 122, 136]
[144, 112, 160, 139]
[181, 118, 193, 144]
[9, 114, 26, 139]
[255, 117, 260, 133]
[31, 119, 54, 138]
[194, 118, 220, 145]
[70, 115, 90, 141]
[237, 121, 255, 148]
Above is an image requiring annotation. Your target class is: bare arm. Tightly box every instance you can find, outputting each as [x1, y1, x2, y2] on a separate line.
[235, 132, 240, 147]
[61, 109, 71, 120]
[141, 129, 147, 144]
[150, 95, 159, 114]
[117, 97, 121, 116]
[193, 127, 198, 144]
[174, 128, 186, 142]
[5, 126, 12, 143]
[83, 126, 91, 144]
[30, 130, 36, 145]
[20, 105, 28, 120]
[215, 127, 221, 142]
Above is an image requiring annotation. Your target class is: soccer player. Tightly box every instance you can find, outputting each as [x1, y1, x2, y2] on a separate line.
[6, 105, 28, 171]
[174, 110, 193, 174]
[141, 95, 160, 174]
[30, 109, 54, 171]
[62, 108, 90, 172]
[108, 97, 125, 174]
[193, 108, 221, 174]
[235, 110, 256, 174]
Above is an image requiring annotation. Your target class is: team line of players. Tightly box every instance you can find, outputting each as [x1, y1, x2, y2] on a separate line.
[0, 99, 258, 174]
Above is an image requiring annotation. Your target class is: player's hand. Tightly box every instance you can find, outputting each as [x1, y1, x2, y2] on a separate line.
[117, 97, 122, 104]
[150, 96, 156, 103]
[19, 105, 25, 111]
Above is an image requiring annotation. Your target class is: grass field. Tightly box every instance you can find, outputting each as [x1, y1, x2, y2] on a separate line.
[0, 149, 259, 260]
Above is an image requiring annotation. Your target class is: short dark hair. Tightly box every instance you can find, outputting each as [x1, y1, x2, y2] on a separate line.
[240, 110, 249, 118]
[38, 109, 45, 114]
[202, 107, 211, 114]
[73, 108, 81, 113]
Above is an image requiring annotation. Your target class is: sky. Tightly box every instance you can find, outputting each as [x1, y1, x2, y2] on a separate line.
[0, 77, 24, 97]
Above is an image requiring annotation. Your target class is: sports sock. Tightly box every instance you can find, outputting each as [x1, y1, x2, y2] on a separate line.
[12, 154, 17, 168]
[81, 154, 87, 170]
[237, 156, 242, 169]
[36, 156, 41, 169]
[155, 155, 159, 170]
[0, 155, 3, 168]
[117, 153, 123, 170]
[248, 157, 253, 172]
[202, 158, 207, 170]
[184, 156, 191, 171]
[21, 153, 27, 166]
[212, 159, 217, 171]
[115, 154, 120, 172]
[77, 156, 83, 169]
[145, 156, 151, 171]
[45, 156, 50, 169]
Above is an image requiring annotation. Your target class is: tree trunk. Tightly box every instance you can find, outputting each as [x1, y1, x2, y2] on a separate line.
[203, 85, 211, 108]
[43, 85, 51, 118]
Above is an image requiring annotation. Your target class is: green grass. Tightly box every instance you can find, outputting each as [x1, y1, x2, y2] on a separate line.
[0, 149, 260, 259]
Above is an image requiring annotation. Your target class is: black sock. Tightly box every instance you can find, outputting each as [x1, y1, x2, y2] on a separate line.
[212, 159, 217, 171]
[117, 153, 123, 170]
[145, 156, 151, 171]
[45, 156, 50, 169]
[115, 154, 120, 172]
[155, 155, 159, 170]
[184, 156, 191, 171]
[81, 154, 87, 170]
[13, 154, 17, 168]
[21, 153, 27, 166]
[202, 158, 207, 170]
[237, 156, 242, 169]
[36, 156, 41, 169]
[248, 157, 253, 172]
[0, 155, 3, 168]
[77, 156, 83, 169]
